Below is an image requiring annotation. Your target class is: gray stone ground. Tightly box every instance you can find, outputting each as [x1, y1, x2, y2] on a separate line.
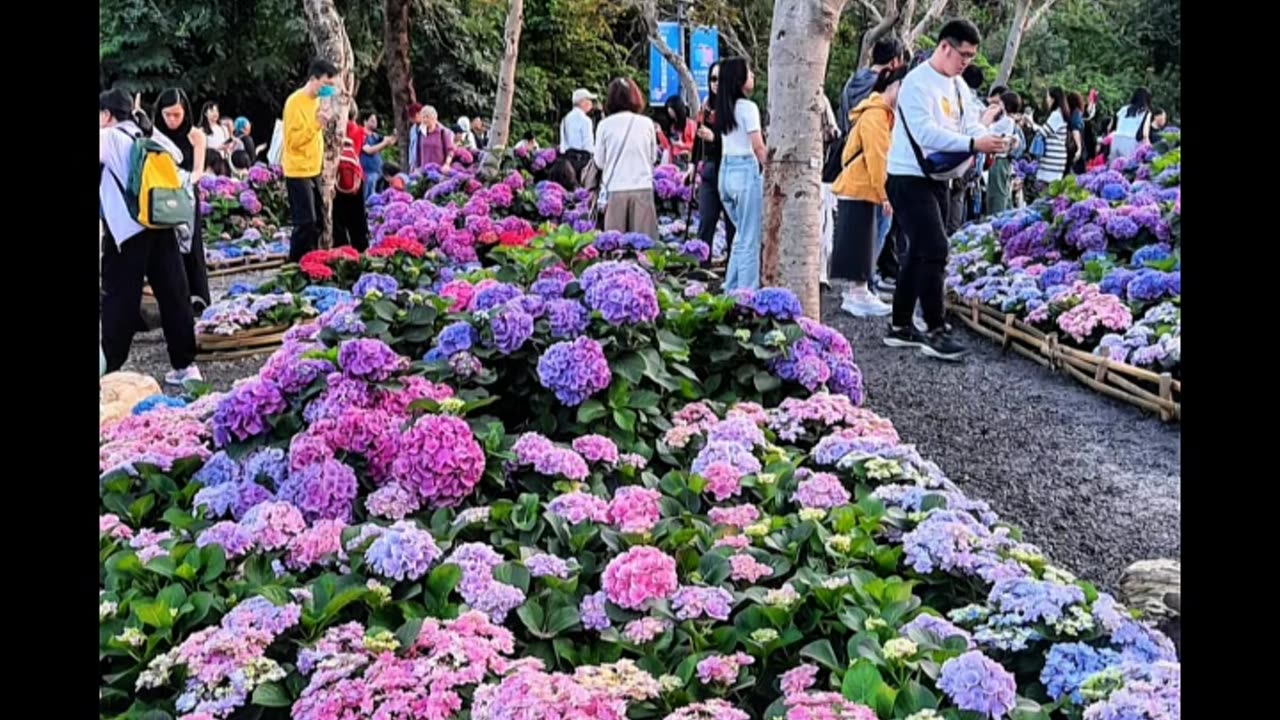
[113, 277, 1181, 590]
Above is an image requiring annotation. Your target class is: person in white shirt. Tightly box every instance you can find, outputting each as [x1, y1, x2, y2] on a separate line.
[200, 101, 231, 153]
[714, 57, 767, 291]
[99, 88, 199, 385]
[592, 78, 659, 239]
[561, 88, 597, 179]
[1110, 86, 1153, 160]
[882, 19, 1009, 361]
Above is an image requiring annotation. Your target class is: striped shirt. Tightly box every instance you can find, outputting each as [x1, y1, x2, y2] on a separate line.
[1035, 113, 1070, 183]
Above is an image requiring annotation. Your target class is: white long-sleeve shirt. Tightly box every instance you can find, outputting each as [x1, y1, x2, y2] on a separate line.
[100, 121, 183, 246]
[560, 107, 594, 153]
[887, 61, 991, 178]
[592, 112, 656, 193]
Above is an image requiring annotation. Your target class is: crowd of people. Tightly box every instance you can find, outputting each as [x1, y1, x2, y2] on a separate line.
[822, 19, 1172, 362]
[101, 22, 1173, 381]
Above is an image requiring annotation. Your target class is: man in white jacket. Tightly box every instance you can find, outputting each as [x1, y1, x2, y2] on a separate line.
[882, 19, 1009, 361]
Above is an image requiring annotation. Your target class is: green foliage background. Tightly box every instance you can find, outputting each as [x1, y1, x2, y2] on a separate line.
[100, 0, 1178, 145]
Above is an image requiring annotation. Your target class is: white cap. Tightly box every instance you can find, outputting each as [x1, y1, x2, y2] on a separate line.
[572, 88, 597, 105]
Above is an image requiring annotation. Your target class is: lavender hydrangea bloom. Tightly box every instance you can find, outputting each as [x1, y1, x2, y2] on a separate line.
[580, 590, 612, 631]
[545, 299, 591, 338]
[473, 283, 523, 312]
[901, 613, 976, 649]
[364, 520, 442, 581]
[277, 458, 359, 522]
[352, 273, 399, 298]
[525, 553, 572, 579]
[680, 240, 711, 263]
[1126, 269, 1173, 303]
[1131, 244, 1173, 268]
[195, 451, 241, 487]
[537, 337, 611, 406]
[671, 585, 734, 621]
[751, 288, 804, 320]
[338, 338, 406, 381]
[1040, 643, 1122, 704]
[937, 651, 1017, 719]
[490, 304, 534, 355]
[426, 321, 478, 362]
[581, 262, 659, 325]
[243, 447, 288, 487]
[1099, 268, 1136, 298]
[212, 379, 288, 446]
[986, 577, 1086, 627]
[1105, 214, 1140, 240]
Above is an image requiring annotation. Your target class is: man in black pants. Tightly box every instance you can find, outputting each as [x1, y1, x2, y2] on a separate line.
[283, 59, 340, 262]
[99, 88, 200, 384]
[883, 19, 1009, 361]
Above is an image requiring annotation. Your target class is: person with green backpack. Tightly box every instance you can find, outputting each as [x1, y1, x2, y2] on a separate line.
[99, 88, 200, 386]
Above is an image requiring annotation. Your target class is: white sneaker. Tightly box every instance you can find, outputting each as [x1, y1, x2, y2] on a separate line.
[165, 365, 203, 387]
[841, 291, 892, 318]
[913, 311, 953, 333]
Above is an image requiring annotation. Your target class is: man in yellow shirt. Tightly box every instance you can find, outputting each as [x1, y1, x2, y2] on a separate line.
[284, 58, 340, 261]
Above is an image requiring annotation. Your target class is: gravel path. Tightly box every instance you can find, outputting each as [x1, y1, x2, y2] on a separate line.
[118, 271, 273, 393]
[821, 288, 1180, 590]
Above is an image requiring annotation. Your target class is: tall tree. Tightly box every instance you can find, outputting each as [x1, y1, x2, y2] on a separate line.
[637, 0, 700, 109]
[994, 0, 1061, 87]
[481, 0, 525, 180]
[856, 0, 901, 68]
[901, 0, 951, 51]
[302, 0, 354, 249]
[762, 0, 848, 318]
[383, 0, 416, 163]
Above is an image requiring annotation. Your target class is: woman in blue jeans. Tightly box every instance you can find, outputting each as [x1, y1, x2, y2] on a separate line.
[713, 57, 767, 291]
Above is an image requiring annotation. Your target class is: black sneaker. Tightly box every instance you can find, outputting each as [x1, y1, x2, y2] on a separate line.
[920, 327, 969, 362]
[883, 324, 926, 349]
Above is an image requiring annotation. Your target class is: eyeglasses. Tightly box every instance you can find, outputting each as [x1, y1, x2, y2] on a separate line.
[709, 75, 719, 82]
[943, 41, 978, 61]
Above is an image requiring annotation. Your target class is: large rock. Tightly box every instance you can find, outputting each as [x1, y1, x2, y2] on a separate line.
[100, 372, 162, 426]
[1120, 558, 1180, 658]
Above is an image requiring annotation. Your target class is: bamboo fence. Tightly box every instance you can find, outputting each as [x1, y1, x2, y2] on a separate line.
[195, 324, 291, 362]
[946, 296, 1180, 422]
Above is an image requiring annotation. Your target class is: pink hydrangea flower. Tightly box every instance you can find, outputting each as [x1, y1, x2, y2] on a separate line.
[548, 491, 609, 524]
[729, 553, 774, 583]
[780, 664, 820, 696]
[607, 486, 663, 534]
[696, 652, 754, 685]
[708, 505, 761, 529]
[391, 414, 485, 507]
[602, 546, 678, 610]
[99, 513, 134, 540]
[703, 463, 744, 502]
[573, 435, 620, 465]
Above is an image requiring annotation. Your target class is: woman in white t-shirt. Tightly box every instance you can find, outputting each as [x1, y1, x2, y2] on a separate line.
[592, 77, 660, 239]
[1110, 86, 1153, 161]
[200, 101, 231, 154]
[713, 57, 767, 291]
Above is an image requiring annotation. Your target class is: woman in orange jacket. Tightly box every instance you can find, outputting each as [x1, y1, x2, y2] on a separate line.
[830, 66, 906, 317]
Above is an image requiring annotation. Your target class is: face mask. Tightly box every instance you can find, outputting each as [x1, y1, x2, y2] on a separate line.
[318, 85, 338, 100]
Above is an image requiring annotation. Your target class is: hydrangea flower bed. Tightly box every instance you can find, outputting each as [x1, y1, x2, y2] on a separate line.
[199, 164, 288, 239]
[206, 228, 291, 268]
[947, 136, 1181, 377]
[102, 219, 1178, 719]
[195, 290, 317, 337]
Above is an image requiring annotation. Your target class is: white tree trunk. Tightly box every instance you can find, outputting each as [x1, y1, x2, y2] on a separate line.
[763, 0, 848, 319]
[857, 0, 900, 68]
[481, 0, 524, 180]
[903, 0, 950, 51]
[995, 0, 1031, 88]
[995, 0, 1059, 87]
[302, 0, 354, 250]
[640, 0, 700, 109]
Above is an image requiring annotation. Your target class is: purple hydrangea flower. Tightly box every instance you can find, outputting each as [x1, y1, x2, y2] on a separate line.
[489, 304, 534, 355]
[338, 338, 407, 381]
[580, 590, 611, 631]
[537, 337, 611, 406]
[364, 520, 442, 582]
[545, 299, 591, 338]
[277, 458, 359, 522]
[352, 273, 399, 298]
[937, 651, 1017, 719]
[1040, 643, 1122, 704]
[751, 288, 803, 320]
[671, 585, 734, 621]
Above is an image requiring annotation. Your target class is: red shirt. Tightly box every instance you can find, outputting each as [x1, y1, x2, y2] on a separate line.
[345, 121, 367, 180]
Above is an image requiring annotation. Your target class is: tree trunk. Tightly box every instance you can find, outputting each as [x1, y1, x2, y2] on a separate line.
[480, 0, 525, 181]
[383, 0, 416, 165]
[639, 0, 700, 110]
[995, 0, 1061, 87]
[857, 0, 900, 68]
[763, 0, 848, 319]
[302, 0, 354, 250]
[903, 0, 949, 51]
[995, 0, 1031, 87]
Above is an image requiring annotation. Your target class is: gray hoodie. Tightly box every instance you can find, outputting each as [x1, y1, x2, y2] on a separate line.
[838, 68, 878, 135]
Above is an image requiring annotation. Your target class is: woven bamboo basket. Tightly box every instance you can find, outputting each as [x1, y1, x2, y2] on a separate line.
[946, 296, 1181, 422]
[207, 257, 285, 278]
[195, 324, 290, 362]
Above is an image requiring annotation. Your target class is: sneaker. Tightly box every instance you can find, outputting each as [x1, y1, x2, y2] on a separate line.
[919, 328, 969, 362]
[840, 291, 892, 318]
[878, 276, 897, 292]
[913, 311, 952, 334]
[165, 365, 203, 387]
[883, 324, 927, 349]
